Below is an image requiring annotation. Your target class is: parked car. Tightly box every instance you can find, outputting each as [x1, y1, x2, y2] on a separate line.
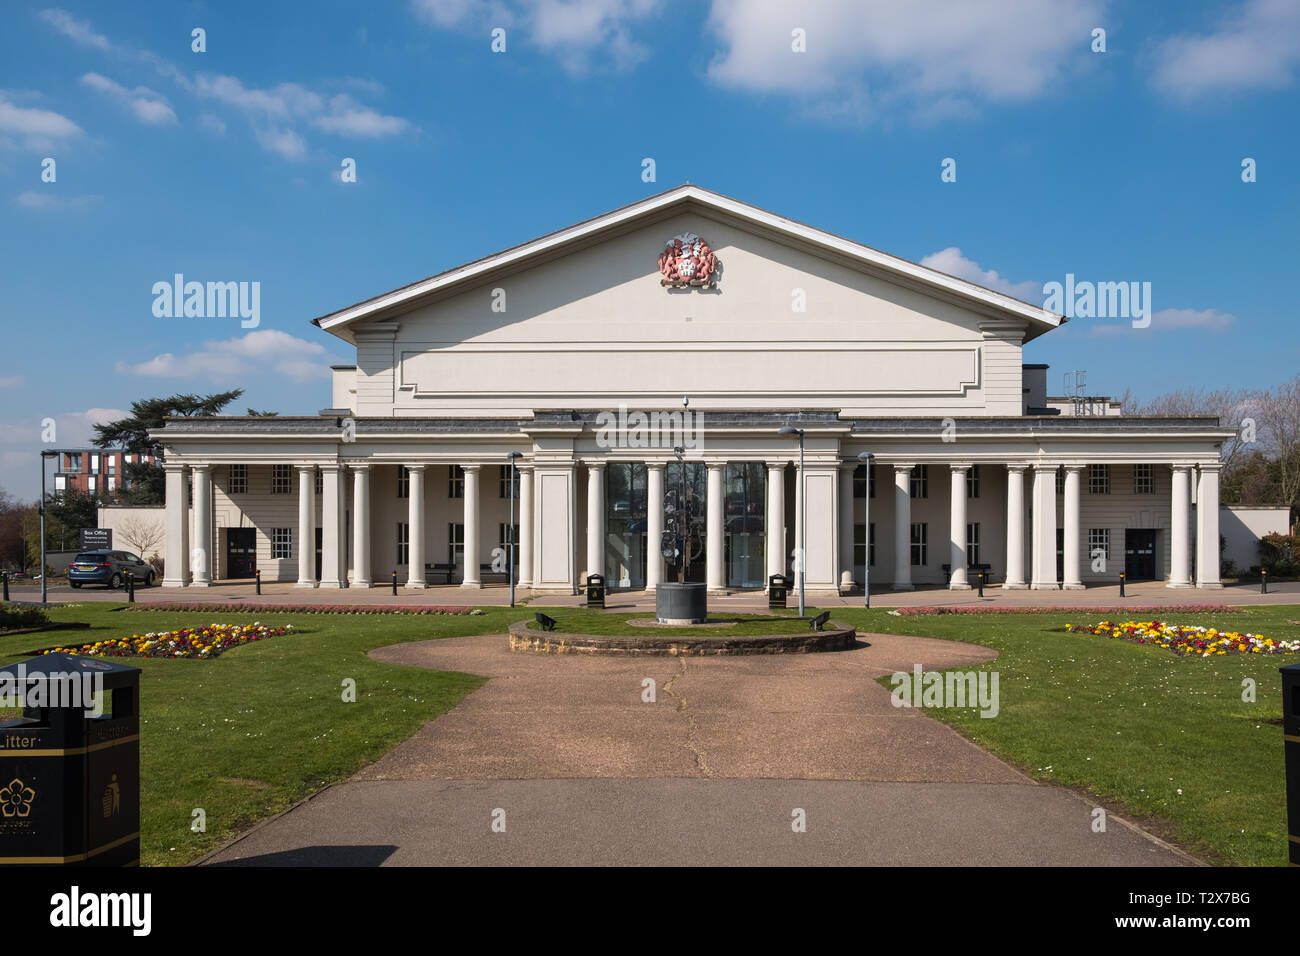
[67, 550, 156, 589]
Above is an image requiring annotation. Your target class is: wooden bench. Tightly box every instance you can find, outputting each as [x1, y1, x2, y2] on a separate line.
[942, 563, 994, 585]
[424, 563, 456, 585]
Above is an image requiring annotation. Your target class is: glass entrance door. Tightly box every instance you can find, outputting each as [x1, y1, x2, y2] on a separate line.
[663, 461, 707, 584]
[725, 463, 766, 588]
[605, 463, 647, 589]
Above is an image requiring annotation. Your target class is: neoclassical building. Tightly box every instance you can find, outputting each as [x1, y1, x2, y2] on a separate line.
[156, 185, 1230, 594]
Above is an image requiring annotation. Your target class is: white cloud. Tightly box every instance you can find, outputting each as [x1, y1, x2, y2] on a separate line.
[39, 8, 112, 52]
[1151, 0, 1300, 98]
[80, 72, 178, 125]
[0, 406, 127, 498]
[1090, 308, 1236, 336]
[706, 0, 1102, 118]
[254, 127, 308, 160]
[15, 190, 100, 211]
[920, 247, 1040, 302]
[116, 330, 333, 384]
[312, 95, 411, 136]
[198, 113, 226, 135]
[0, 92, 82, 149]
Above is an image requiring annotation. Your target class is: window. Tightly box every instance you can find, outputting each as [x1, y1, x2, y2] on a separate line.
[910, 523, 928, 565]
[1133, 463, 1154, 494]
[1055, 469, 1064, 495]
[271, 464, 292, 495]
[967, 522, 981, 566]
[314, 469, 323, 496]
[107, 457, 116, 475]
[448, 523, 465, 566]
[396, 523, 409, 565]
[910, 465, 928, 499]
[498, 522, 518, 570]
[228, 464, 248, 494]
[1088, 464, 1110, 495]
[966, 465, 980, 499]
[90, 454, 100, 474]
[853, 464, 875, 499]
[1088, 528, 1110, 561]
[397, 465, 409, 499]
[854, 523, 876, 568]
[448, 465, 465, 499]
[271, 528, 292, 559]
[499, 465, 519, 499]
[67, 453, 82, 474]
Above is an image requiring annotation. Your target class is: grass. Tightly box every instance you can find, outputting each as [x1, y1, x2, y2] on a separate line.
[819, 604, 1300, 867]
[3, 599, 1297, 866]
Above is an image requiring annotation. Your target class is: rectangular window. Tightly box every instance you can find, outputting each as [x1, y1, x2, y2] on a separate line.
[67, 453, 82, 473]
[910, 465, 928, 499]
[853, 464, 876, 499]
[107, 457, 116, 475]
[967, 522, 981, 566]
[1088, 528, 1110, 560]
[910, 522, 928, 566]
[271, 464, 292, 495]
[1133, 463, 1154, 494]
[228, 464, 248, 494]
[271, 527, 292, 559]
[966, 465, 980, 499]
[397, 465, 409, 499]
[498, 522, 518, 568]
[1088, 464, 1110, 495]
[1055, 469, 1064, 495]
[314, 469, 323, 496]
[853, 523, 876, 568]
[448, 522, 464, 565]
[448, 465, 465, 499]
[397, 523, 409, 565]
[499, 465, 519, 499]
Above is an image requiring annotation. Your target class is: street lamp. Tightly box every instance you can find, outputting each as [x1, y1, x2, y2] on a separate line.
[858, 452, 874, 609]
[506, 451, 521, 608]
[39, 450, 57, 605]
[778, 426, 806, 617]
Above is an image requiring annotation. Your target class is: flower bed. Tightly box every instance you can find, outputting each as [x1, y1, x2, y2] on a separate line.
[126, 602, 474, 616]
[890, 604, 1233, 616]
[1065, 620, 1300, 657]
[41, 623, 294, 659]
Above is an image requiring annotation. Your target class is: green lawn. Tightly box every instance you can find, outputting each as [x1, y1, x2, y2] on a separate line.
[2, 601, 1297, 866]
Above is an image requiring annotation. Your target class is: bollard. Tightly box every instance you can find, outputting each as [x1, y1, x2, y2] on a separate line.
[2, 571, 8, 602]
[1119, 573, 1125, 598]
[255, 569, 261, 595]
[125, 571, 135, 603]
[977, 571, 984, 598]
[1262, 569, 1268, 595]
[1281, 661, 1300, 864]
[392, 571, 398, 596]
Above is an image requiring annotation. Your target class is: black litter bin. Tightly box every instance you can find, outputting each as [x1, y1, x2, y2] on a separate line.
[768, 573, 788, 609]
[0, 653, 140, 866]
[585, 573, 605, 609]
[1283, 660, 1300, 865]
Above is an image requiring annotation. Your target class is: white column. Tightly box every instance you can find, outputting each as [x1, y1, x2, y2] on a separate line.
[1030, 464, 1057, 590]
[646, 463, 664, 590]
[1169, 464, 1193, 588]
[1196, 463, 1222, 588]
[585, 462, 605, 580]
[189, 465, 212, 586]
[706, 462, 725, 591]
[892, 464, 913, 590]
[461, 465, 481, 588]
[163, 463, 189, 587]
[767, 462, 785, 583]
[351, 464, 371, 587]
[406, 465, 426, 588]
[1004, 464, 1027, 589]
[518, 465, 534, 589]
[1062, 465, 1083, 589]
[320, 464, 344, 588]
[948, 464, 969, 589]
[839, 462, 856, 592]
[295, 465, 316, 588]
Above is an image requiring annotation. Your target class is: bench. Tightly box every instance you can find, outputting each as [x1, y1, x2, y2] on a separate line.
[424, 563, 456, 585]
[809, 610, 831, 632]
[942, 563, 993, 585]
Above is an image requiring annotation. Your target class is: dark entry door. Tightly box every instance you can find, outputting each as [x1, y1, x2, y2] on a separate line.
[1125, 530, 1157, 580]
[226, 528, 256, 578]
[1056, 528, 1064, 585]
[315, 527, 323, 581]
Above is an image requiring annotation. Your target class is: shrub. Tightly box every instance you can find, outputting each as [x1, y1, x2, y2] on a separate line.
[0, 606, 51, 631]
[1258, 533, 1300, 575]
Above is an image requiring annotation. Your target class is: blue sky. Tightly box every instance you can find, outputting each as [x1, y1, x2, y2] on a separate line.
[2, 0, 1298, 498]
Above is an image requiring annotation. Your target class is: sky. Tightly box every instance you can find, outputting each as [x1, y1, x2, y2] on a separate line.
[2, 0, 1298, 500]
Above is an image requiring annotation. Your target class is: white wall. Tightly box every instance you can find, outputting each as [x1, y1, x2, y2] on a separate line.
[1215, 505, 1291, 571]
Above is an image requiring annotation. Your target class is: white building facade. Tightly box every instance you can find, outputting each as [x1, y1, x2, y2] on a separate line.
[154, 186, 1232, 594]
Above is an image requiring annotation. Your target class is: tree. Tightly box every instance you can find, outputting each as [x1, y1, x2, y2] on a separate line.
[246, 409, 279, 416]
[1119, 386, 1263, 475]
[117, 514, 166, 558]
[43, 490, 98, 551]
[0, 487, 34, 571]
[1257, 376, 1300, 519]
[93, 390, 244, 504]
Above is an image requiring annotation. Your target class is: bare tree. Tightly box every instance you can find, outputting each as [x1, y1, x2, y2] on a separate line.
[117, 514, 166, 558]
[1122, 386, 1264, 474]
[1258, 375, 1300, 513]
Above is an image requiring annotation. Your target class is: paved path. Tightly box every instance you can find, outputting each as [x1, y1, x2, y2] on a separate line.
[19, 578, 1298, 609]
[203, 632, 1196, 867]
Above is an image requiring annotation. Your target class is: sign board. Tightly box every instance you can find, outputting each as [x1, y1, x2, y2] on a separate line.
[80, 527, 112, 551]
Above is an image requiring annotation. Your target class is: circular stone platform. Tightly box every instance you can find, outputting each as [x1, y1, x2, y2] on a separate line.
[508, 620, 857, 656]
[625, 617, 740, 628]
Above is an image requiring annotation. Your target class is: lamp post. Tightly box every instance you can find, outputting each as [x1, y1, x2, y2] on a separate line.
[778, 426, 805, 617]
[673, 445, 686, 584]
[858, 452, 874, 609]
[507, 451, 521, 608]
[39, 450, 57, 605]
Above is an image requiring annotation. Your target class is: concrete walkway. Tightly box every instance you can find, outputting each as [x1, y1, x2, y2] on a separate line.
[18, 577, 1298, 609]
[202, 631, 1196, 867]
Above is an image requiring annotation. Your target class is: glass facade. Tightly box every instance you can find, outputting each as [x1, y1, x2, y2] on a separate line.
[663, 461, 708, 584]
[605, 463, 648, 588]
[724, 463, 766, 588]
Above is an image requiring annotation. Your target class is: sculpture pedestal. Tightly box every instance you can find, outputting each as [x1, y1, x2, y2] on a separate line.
[655, 582, 707, 624]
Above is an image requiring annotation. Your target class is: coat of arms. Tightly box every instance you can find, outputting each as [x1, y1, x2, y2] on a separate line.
[658, 233, 718, 288]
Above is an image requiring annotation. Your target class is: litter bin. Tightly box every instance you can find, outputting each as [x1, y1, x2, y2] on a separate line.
[0, 653, 140, 866]
[585, 573, 605, 609]
[768, 573, 789, 609]
[1283, 660, 1300, 865]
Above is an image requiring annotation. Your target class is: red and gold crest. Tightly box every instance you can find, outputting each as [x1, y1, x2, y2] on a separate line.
[658, 232, 717, 288]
